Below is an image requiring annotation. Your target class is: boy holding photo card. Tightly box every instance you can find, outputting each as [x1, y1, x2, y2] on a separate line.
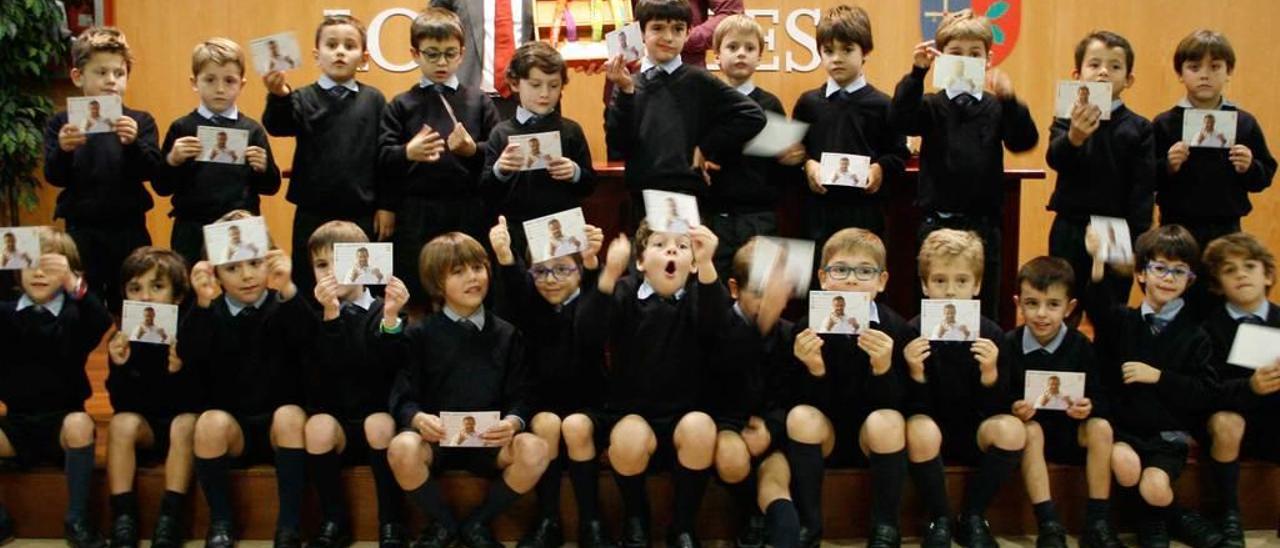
[1001, 257, 1119, 548]
[0, 228, 39, 270]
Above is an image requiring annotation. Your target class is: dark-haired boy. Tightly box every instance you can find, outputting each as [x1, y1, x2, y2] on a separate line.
[1046, 30, 1154, 323]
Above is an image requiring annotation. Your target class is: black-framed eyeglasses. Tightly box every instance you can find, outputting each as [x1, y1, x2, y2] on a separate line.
[822, 264, 881, 281]
[1145, 261, 1196, 281]
[530, 264, 579, 281]
[418, 48, 461, 63]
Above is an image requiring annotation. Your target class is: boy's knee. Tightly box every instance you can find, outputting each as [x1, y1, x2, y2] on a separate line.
[513, 433, 550, 470]
[532, 412, 563, 436]
[108, 413, 144, 445]
[388, 433, 425, 468]
[195, 410, 233, 438]
[1023, 420, 1044, 445]
[1138, 468, 1173, 506]
[272, 405, 307, 434]
[1208, 411, 1245, 444]
[714, 432, 751, 483]
[906, 415, 942, 459]
[1083, 418, 1113, 447]
[786, 405, 827, 444]
[62, 412, 96, 448]
[305, 414, 340, 452]
[983, 414, 1027, 450]
[862, 409, 906, 453]
[608, 416, 655, 474]
[675, 411, 715, 439]
[364, 413, 396, 449]
[561, 414, 594, 444]
[169, 414, 197, 446]
[1111, 446, 1141, 487]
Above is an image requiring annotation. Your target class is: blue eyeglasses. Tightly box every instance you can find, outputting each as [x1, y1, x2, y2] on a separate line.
[529, 264, 579, 281]
[1145, 261, 1196, 282]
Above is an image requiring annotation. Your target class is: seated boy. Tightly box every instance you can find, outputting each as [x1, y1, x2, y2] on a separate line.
[786, 228, 910, 548]
[386, 232, 549, 548]
[901, 229, 1022, 548]
[182, 210, 311, 548]
[1004, 257, 1121, 548]
[0, 228, 112, 547]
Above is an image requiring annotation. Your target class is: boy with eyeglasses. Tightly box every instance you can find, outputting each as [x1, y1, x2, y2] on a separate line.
[1083, 224, 1219, 548]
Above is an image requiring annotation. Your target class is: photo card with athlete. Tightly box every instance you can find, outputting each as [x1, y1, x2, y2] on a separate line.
[121, 300, 179, 346]
[0, 226, 41, 270]
[67, 95, 123, 134]
[1024, 370, 1086, 411]
[932, 54, 985, 96]
[196, 126, 250, 165]
[508, 131, 563, 171]
[819, 152, 872, 188]
[440, 411, 501, 448]
[1227, 323, 1280, 369]
[1090, 215, 1134, 265]
[250, 32, 303, 75]
[333, 242, 393, 286]
[1182, 108, 1238, 149]
[523, 207, 588, 264]
[920, 299, 981, 342]
[606, 22, 644, 63]
[203, 216, 270, 266]
[747, 237, 815, 298]
[809, 290, 871, 335]
[642, 189, 700, 234]
[1054, 81, 1112, 120]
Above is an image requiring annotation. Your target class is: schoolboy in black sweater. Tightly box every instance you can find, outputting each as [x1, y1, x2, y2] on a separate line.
[0, 228, 112, 548]
[1046, 31, 1154, 322]
[889, 10, 1038, 322]
[901, 228, 1022, 548]
[1002, 257, 1121, 548]
[156, 38, 281, 267]
[791, 6, 908, 243]
[298, 221, 411, 547]
[182, 211, 311, 548]
[565, 222, 727, 548]
[104, 247, 201, 548]
[481, 42, 595, 259]
[603, 0, 765, 215]
[45, 28, 162, 308]
[386, 232, 548, 548]
[262, 14, 390, 300]
[489, 216, 611, 548]
[1195, 233, 1280, 548]
[379, 8, 499, 303]
[1084, 224, 1220, 548]
[784, 228, 909, 548]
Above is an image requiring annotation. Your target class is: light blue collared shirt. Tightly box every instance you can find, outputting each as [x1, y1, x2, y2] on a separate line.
[443, 304, 486, 331]
[732, 301, 750, 324]
[637, 279, 686, 301]
[419, 74, 461, 91]
[555, 288, 582, 312]
[1177, 96, 1235, 109]
[825, 75, 867, 98]
[869, 300, 881, 324]
[197, 104, 239, 121]
[1022, 323, 1068, 355]
[16, 291, 65, 317]
[1141, 297, 1185, 324]
[225, 290, 270, 317]
[1226, 300, 1270, 323]
[640, 55, 683, 75]
[318, 74, 359, 94]
[735, 81, 757, 96]
[1111, 98, 1125, 112]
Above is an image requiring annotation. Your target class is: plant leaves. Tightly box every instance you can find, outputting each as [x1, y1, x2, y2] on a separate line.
[986, 1, 1010, 20]
[992, 24, 1006, 45]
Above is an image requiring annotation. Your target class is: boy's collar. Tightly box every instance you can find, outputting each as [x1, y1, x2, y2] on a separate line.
[225, 290, 270, 317]
[637, 279, 686, 301]
[419, 74, 460, 91]
[318, 74, 359, 93]
[16, 291, 65, 316]
[1021, 323, 1067, 355]
[734, 80, 756, 96]
[443, 303, 485, 330]
[1177, 96, 1234, 109]
[1111, 98, 1125, 112]
[825, 75, 866, 98]
[197, 104, 239, 121]
[945, 86, 983, 102]
[343, 287, 376, 311]
[516, 105, 555, 124]
[640, 55, 683, 75]
[555, 288, 582, 312]
[1226, 300, 1270, 322]
[1140, 297, 1185, 321]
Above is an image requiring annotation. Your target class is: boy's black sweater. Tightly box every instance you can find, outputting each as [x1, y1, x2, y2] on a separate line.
[0, 292, 112, 414]
[605, 64, 766, 197]
[304, 297, 402, 419]
[703, 306, 794, 424]
[889, 66, 1039, 216]
[1201, 302, 1280, 413]
[107, 341, 205, 417]
[792, 84, 910, 205]
[378, 83, 499, 202]
[904, 315, 1007, 424]
[263, 82, 389, 215]
[480, 111, 596, 222]
[154, 111, 282, 222]
[1084, 283, 1217, 435]
[1000, 326, 1110, 426]
[43, 106, 163, 225]
[1046, 104, 1155, 230]
[578, 274, 729, 418]
[1153, 104, 1276, 219]
[708, 87, 791, 212]
[387, 309, 530, 428]
[495, 262, 606, 413]
[177, 291, 309, 416]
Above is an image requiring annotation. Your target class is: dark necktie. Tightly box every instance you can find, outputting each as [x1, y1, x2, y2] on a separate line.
[645, 67, 668, 85]
[1238, 315, 1265, 325]
[238, 305, 258, 319]
[953, 94, 977, 109]
[831, 89, 852, 101]
[458, 318, 479, 332]
[1145, 313, 1169, 335]
[329, 86, 351, 100]
[211, 114, 232, 125]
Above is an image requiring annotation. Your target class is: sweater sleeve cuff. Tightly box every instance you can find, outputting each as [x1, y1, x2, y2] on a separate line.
[504, 414, 526, 432]
[381, 317, 404, 334]
[492, 163, 515, 182]
[910, 65, 930, 80]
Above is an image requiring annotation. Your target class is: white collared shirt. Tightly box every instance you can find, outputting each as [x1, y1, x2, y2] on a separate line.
[944, 87, 984, 102]
[1176, 96, 1235, 109]
[343, 288, 376, 311]
[197, 104, 240, 121]
[444, 304, 486, 331]
[225, 290, 270, 317]
[419, 74, 461, 91]
[734, 81, 757, 96]
[637, 279, 686, 301]
[16, 291, 66, 317]
[1022, 324, 1067, 355]
[1111, 98, 1125, 112]
[640, 55, 683, 75]
[824, 75, 867, 98]
[1141, 297, 1185, 324]
[481, 0, 525, 94]
[318, 74, 359, 94]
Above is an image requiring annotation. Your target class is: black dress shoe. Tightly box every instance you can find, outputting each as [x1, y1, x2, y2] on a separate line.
[921, 517, 952, 548]
[64, 519, 106, 548]
[1035, 520, 1068, 548]
[736, 514, 766, 548]
[273, 527, 303, 548]
[204, 520, 235, 548]
[621, 517, 649, 548]
[380, 522, 410, 548]
[150, 513, 185, 548]
[954, 514, 997, 548]
[1219, 510, 1244, 548]
[310, 520, 354, 548]
[517, 517, 564, 548]
[458, 521, 502, 548]
[578, 519, 618, 548]
[867, 523, 901, 548]
[665, 531, 699, 548]
[797, 526, 822, 548]
[411, 522, 457, 548]
[0, 505, 13, 546]
[1137, 516, 1170, 548]
[1080, 520, 1126, 548]
[109, 513, 140, 548]
[1171, 509, 1224, 548]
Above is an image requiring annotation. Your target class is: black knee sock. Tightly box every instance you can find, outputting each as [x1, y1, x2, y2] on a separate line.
[788, 441, 824, 531]
[614, 470, 649, 522]
[110, 491, 139, 520]
[765, 499, 800, 548]
[672, 464, 710, 534]
[408, 479, 457, 531]
[963, 448, 1022, 517]
[1211, 459, 1240, 513]
[469, 478, 521, 526]
[159, 490, 185, 519]
[570, 459, 601, 523]
[535, 456, 563, 520]
[869, 450, 907, 527]
[275, 447, 307, 531]
[64, 444, 94, 523]
[370, 448, 406, 526]
[309, 450, 347, 524]
[195, 456, 233, 524]
[1085, 498, 1109, 525]
[1034, 500, 1060, 526]
[909, 457, 950, 521]
[729, 473, 761, 520]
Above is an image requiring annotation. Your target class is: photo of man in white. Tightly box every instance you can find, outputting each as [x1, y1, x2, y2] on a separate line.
[1195, 112, 1229, 147]
[664, 196, 691, 233]
[1035, 375, 1075, 411]
[546, 218, 582, 258]
[130, 306, 170, 344]
[1, 231, 34, 269]
[222, 225, 261, 263]
[931, 302, 973, 341]
[823, 295, 861, 335]
[345, 246, 386, 285]
[827, 156, 862, 187]
[205, 131, 240, 164]
[453, 415, 486, 447]
[82, 99, 114, 133]
[266, 39, 297, 72]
